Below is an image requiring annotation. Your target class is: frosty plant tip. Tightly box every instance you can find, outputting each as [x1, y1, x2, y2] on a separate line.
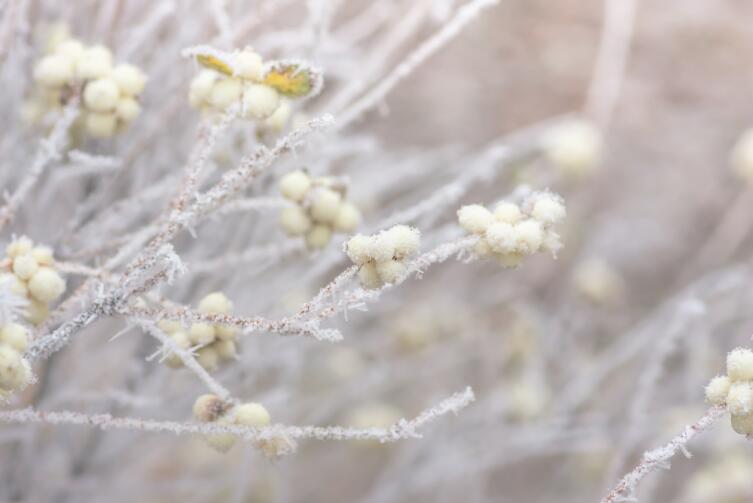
[279, 170, 361, 250]
[160, 292, 239, 372]
[706, 347, 753, 436]
[27, 25, 147, 138]
[458, 190, 565, 268]
[346, 225, 421, 289]
[185, 46, 322, 128]
[1, 236, 65, 325]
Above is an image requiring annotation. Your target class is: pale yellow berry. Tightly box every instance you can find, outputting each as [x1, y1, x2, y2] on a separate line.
[241, 84, 280, 119]
[232, 402, 271, 426]
[264, 99, 292, 131]
[198, 292, 232, 315]
[31, 246, 54, 266]
[34, 54, 75, 87]
[189, 323, 216, 345]
[494, 202, 522, 224]
[326, 347, 364, 380]
[28, 267, 65, 303]
[728, 348, 753, 382]
[305, 225, 332, 250]
[54, 40, 84, 62]
[358, 262, 383, 289]
[0, 323, 29, 352]
[85, 112, 117, 138]
[728, 382, 753, 415]
[0, 346, 30, 391]
[115, 97, 141, 123]
[197, 346, 220, 372]
[531, 195, 566, 225]
[375, 259, 405, 284]
[112, 64, 146, 96]
[279, 206, 312, 236]
[368, 232, 396, 263]
[705, 376, 730, 406]
[458, 205, 494, 234]
[385, 225, 420, 258]
[234, 50, 263, 80]
[84, 78, 120, 112]
[573, 259, 623, 304]
[205, 415, 237, 452]
[544, 120, 602, 177]
[1, 274, 27, 298]
[193, 394, 226, 422]
[346, 235, 372, 265]
[208, 78, 243, 110]
[26, 299, 49, 325]
[513, 220, 544, 253]
[6, 237, 33, 258]
[164, 331, 190, 368]
[158, 319, 183, 334]
[333, 202, 361, 233]
[485, 222, 516, 253]
[731, 413, 753, 436]
[215, 324, 238, 341]
[215, 339, 237, 360]
[12, 254, 38, 280]
[76, 45, 113, 80]
[279, 171, 311, 202]
[189, 70, 218, 108]
[310, 188, 342, 224]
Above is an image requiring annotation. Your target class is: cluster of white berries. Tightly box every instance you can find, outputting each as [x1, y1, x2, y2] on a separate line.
[2, 236, 65, 325]
[279, 170, 361, 250]
[192, 394, 282, 456]
[730, 128, 753, 184]
[542, 119, 602, 178]
[188, 48, 290, 128]
[705, 347, 753, 436]
[160, 292, 238, 372]
[28, 28, 146, 138]
[345, 225, 421, 289]
[457, 191, 566, 268]
[0, 323, 32, 399]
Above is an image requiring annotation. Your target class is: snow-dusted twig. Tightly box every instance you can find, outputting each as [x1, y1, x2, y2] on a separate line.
[600, 405, 726, 503]
[0, 387, 474, 443]
[0, 99, 79, 231]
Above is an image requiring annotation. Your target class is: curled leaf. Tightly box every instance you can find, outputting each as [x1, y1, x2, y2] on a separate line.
[196, 54, 233, 76]
[263, 64, 315, 98]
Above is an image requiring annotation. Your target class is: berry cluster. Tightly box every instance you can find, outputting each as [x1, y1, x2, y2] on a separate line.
[279, 170, 361, 250]
[188, 48, 289, 125]
[457, 191, 565, 268]
[192, 394, 273, 454]
[160, 292, 238, 372]
[2, 236, 66, 325]
[706, 348, 753, 436]
[345, 225, 421, 289]
[29, 29, 146, 138]
[0, 323, 32, 399]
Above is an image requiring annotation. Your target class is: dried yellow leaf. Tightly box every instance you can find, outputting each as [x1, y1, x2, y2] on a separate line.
[263, 65, 311, 97]
[196, 54, 233, 76]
